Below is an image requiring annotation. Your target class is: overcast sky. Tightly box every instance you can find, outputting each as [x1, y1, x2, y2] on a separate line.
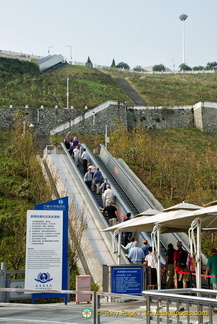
[1, 0, 216, 70]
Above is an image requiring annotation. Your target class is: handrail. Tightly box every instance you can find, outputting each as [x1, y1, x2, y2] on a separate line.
[0, 287, 216, 324]
[96, 144, 155, 211]
[59, 143, 128, 264]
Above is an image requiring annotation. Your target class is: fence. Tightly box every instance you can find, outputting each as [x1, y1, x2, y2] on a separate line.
[0, 287, 216, 323]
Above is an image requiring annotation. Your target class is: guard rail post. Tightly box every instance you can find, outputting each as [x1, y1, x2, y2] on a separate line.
[92, 291, 97, 324]
[0, 262, 7, 302]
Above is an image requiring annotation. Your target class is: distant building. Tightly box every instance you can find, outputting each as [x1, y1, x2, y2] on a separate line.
[0, 49, 42, 61]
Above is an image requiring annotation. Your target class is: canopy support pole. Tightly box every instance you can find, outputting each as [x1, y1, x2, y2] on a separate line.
[189, 218, 201, 289]
[152, 224, 161, 290]
[117, 230, 121, 265]
[196, 218, 202, 289]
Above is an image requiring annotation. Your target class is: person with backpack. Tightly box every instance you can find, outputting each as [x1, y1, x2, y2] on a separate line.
[174, 241, 190, 288]
[164, 243, 175, 289]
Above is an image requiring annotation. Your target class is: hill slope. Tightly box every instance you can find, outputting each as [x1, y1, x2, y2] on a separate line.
[1, 57, 217, 108]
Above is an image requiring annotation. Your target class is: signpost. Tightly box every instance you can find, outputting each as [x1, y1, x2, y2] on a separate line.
[111, 266, 144, 296]
[25, 197, 68, 303]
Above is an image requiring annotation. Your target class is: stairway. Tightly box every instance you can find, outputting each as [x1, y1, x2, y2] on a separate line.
[115, 78, 147, 106]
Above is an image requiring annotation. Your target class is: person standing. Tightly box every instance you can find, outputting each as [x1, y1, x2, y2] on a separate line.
[99, 178, 111, 207]
[84, 168, 93, 189]
[100, 200, 118, 226]
[164, 243, 175, 289]
[72, 137, 79, 149]
[81, 148, 89, 174]
[64, 132, 71, 149]
[141, 240, 150, 258]
[73, 145, 80, 166]
[144, 247, 158, 285]
[91, 167, 102, 194]
[104, 184, 115, 206]
[122, 213, 132, 246]
[121, 236, 135, 255]
[205, 248, 217, 289]
[174, 241, 189, 288]
[125, 241, 145, 265]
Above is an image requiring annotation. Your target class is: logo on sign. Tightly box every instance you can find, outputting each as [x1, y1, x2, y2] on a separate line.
[58, 199, 64, 204]
[35, 272, 53, 283]
[82, 308, 92, 318]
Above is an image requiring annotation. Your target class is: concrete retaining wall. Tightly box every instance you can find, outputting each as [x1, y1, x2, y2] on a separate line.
[0, 101, 216, 135]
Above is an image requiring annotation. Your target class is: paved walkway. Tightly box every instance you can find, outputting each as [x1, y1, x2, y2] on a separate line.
[0, 297, 215, 324]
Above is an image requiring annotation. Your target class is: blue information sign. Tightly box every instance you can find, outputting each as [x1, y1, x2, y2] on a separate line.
[32, 197, 68, 303]
[111, 266, 144, 296]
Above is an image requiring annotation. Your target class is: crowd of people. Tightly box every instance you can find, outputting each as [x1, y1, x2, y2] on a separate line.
[64, 132, 118, 224]
[121, 238, 217, 290]
[64, 132, 217, 291]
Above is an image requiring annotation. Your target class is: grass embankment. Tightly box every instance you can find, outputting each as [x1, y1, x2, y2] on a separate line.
[101, 68, 217, 106]
[0, 128, 51, 270]
[0, 58, 133, 108]
[1, 56, 217, 109]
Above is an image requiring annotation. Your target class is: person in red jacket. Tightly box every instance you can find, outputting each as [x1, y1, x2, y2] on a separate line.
[174, 241, 189, 288]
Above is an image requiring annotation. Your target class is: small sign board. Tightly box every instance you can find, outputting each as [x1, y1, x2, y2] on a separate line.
[111, 266, 144, 296]
[10, 281, 31, 299]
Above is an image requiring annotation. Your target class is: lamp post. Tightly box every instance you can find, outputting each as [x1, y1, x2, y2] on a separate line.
[66, 77, 69, 109]
[48, 46, 53, 55]
[67, 45, 72, 64]
[179, 14, 188, 64]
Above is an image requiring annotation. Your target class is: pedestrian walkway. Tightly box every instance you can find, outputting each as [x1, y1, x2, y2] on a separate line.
[0, 296, 216, 324]
[0, 299, 146, 324]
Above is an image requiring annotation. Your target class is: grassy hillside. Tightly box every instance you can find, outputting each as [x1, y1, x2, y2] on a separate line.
[100, 68, 217, 106]
[0, 58, 133, 108]
[1, 57, 217, 109]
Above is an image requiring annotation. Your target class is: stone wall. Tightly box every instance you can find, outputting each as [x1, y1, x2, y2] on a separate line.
[0, 107, 81, 134]
[0, 101, 217, 135]
[127, 106, 194, 130]
[195, 102, 217, 134]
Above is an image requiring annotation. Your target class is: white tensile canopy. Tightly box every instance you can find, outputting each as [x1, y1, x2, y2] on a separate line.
[102, 208, 160, 233]
[103, 202, 216, 289]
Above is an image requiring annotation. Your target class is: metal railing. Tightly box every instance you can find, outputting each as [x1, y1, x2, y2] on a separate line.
[142, 288, 217, 324]
[0, 287, 216, 323]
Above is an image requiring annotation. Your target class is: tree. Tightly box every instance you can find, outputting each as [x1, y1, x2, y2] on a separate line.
[153, 64, 165, 72]
[192, 66, 204, 71]
[205, 62, 217, 70]
[111, 59, 116, 68]
[133, 65, 143, 72]
[85, 56, 93, 68]
[179, 63, 192, 71]
[116, 62, 130, 70]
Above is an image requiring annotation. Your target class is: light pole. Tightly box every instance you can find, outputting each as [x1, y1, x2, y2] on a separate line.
[66, 77, 69, 109]
[48, 46, 53, 55]
[179, 14, 188, 64]
[67, 45, 72, 64]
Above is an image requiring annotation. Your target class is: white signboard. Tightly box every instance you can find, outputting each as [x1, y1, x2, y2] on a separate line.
[25, 210, 63, 290]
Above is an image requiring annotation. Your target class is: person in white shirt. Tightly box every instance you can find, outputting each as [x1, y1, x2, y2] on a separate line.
[144, 247, 157, 285]
[103, 184, 115, 206]
[73, 145, 80, 166]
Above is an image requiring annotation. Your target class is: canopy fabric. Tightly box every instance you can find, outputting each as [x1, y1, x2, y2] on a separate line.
[102, 215, 150, 232]
[110, 204, 217, 234]
[134, 208, 160, 218]
[102, 203, 204, 234]
[118, 209, 195, 233]
[162, 202, 202, 212]
[101, 208, 159, 233]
